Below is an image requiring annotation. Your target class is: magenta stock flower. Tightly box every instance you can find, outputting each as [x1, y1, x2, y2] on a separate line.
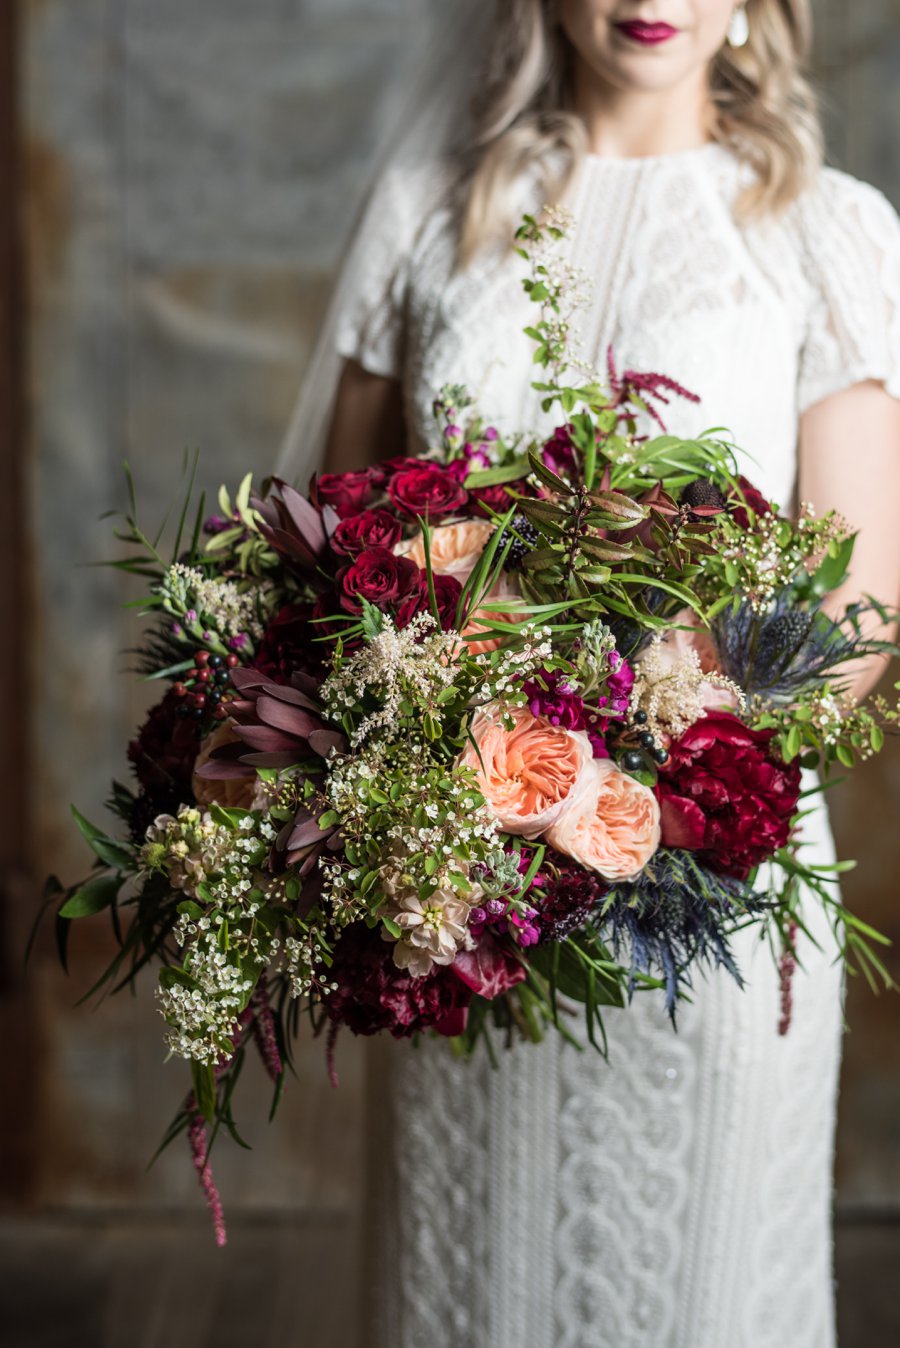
[523, 669, 585, 730]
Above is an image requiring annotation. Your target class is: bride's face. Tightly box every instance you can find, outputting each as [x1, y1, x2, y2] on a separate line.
[558, 1, 739, 93]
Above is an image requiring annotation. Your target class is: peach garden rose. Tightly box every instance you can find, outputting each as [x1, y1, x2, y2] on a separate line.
[458, 705, 594, 839]
[397, 518, 496, 586]
[546, 757, 661, 881]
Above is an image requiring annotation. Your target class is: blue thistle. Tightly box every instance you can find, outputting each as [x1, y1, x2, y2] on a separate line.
[713, 595, 858, 704]
[594, 850, 771, 1022]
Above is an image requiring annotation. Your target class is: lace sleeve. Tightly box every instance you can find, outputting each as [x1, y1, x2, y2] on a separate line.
[333, 167, 423, 381]
[796, 170, 900, 415]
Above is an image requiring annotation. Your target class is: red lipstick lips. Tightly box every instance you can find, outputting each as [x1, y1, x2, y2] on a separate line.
[615, 19, 679, 45]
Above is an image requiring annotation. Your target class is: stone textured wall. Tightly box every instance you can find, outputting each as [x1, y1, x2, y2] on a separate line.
[15, 0, 900, 1220]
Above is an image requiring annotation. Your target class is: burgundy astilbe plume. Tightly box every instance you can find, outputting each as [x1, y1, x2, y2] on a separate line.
[606, 344, 700, 434]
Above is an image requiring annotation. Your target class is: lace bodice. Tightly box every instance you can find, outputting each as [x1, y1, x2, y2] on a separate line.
[334, 146, 900, 1348]
[337, 142, 900, 512]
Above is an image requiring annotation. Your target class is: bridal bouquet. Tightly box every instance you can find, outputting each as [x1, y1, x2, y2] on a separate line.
[41, 213, 898, 1239]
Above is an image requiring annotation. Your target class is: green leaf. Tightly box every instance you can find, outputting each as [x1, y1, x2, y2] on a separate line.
[809, 534, 856, 598]
[59, 873, 121, 919]
[382, 916, 402, 939]
[70, 806, 133, 870]
[463, 460, 529, 488]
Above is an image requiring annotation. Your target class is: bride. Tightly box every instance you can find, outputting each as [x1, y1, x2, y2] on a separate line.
[279, 2, 900, 1344]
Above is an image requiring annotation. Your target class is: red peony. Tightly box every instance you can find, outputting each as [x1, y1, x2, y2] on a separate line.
[315, 469, 376, 519]
[730, 475, 774, 530]
[388, 464, 469, 519]
[657, 712, 801, 879]
[396, 571, 463, 632]
[337, 546, 420, 615]
[330, 507, 402, 557]
[323, 924, 472, 1038]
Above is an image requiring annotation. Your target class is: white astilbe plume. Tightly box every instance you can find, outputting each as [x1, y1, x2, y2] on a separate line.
[321, 612, 458, 746]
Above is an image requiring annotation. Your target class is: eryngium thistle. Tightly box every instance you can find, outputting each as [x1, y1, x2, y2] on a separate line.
[713, 596, 857, 703]
[595, 849, 771, 1021]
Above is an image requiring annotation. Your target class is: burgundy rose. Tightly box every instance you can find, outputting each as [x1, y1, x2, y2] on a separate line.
[730, 475, 775, 530]
[338, 546, 420, 614]
[253, 602, 322, 682]
[330, 508, 402, 557]
[396, 571, 463, 632]
[657, 711, 801, 879]
[314, 469, 376, 519]
[388, 465, 469, 519]
[470, 481, 529, 518]
[323, 924, 472, 1038]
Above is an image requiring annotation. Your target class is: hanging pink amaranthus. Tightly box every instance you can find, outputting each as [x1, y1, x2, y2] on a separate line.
[778, 919, 799, 1036]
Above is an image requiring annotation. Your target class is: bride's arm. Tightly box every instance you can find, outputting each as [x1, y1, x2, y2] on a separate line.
[799, 378, 900, 701]
[323, 359, 406, 473]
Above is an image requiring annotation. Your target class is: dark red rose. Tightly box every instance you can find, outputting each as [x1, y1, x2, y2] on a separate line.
[730, 475, 775, 530]
[315, 469, 376, 519]
[396, 571, 463, 632]
[657, 711, 801, 879]
[322, 924, 472, 1038]
[330, 507, 402, 557]
[338, 546, 420, 614]
[253, 602, 322, 682]
[452, 936, 526, 999]
[368, 455, 433, 486]
[388, 465, 469, 519]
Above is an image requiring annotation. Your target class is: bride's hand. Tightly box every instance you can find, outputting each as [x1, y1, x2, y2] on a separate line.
[800, 377, 900, 702]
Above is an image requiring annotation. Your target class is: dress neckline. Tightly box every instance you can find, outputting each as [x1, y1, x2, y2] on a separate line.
[582, 140, 727, 170]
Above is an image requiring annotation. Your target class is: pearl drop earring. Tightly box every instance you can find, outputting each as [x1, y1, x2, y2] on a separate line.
[727, 3, 750, 47]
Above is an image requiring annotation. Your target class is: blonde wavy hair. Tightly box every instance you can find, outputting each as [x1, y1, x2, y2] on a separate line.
[459, 0, 824, 265]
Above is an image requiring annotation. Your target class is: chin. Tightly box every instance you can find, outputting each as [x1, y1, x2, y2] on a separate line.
[592, 53, 701, 95]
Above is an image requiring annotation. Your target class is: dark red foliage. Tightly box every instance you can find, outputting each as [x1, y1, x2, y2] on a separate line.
[253, 602, 322, 682]
[128, 690, 201, 794]
[322, 924, 472, 1038]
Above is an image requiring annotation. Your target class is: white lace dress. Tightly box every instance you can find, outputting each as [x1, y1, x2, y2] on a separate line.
[333, 143, 900, 1348]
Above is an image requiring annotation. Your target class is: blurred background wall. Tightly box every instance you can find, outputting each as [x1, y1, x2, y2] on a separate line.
[1, 2, 899, 1345]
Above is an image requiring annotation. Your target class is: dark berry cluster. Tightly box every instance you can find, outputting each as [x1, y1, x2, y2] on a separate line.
[498, 514, 540, 571]
[618, 710, 669, 772]
[172, 648, 240, 722]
